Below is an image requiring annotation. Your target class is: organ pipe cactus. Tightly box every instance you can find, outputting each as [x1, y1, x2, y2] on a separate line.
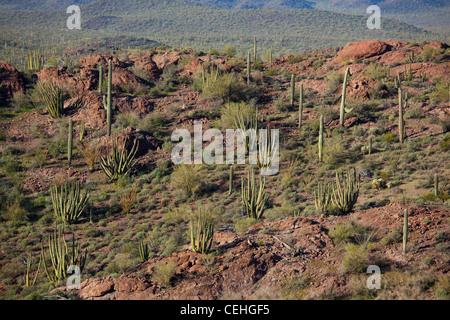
[241, 167, 269, 219]
[247, 51, 251, 84]
[98, 64, 103, 94]
[138, 240, 150, 262]
[41, 227, 87, 285]
[314, 181, 332, 215]
[37, 80, 64, 118]
[100, 137, 138, 182]
[190, 208, 215, 254]
[50, 180, 89, 224]
[332, 167, 360, 214]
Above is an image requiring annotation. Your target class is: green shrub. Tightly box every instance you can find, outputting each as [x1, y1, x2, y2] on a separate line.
[341, 244, 369, 274]
[152, 260, 177, 287]
[170, 164, 202, 199]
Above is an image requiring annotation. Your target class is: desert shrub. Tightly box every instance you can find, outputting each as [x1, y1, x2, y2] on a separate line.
[420, 46, 442, 62]
[324, 70, 344, 95]
[152, 260, 177, 287]
[364, 62, 389, 80]
[117, 184, 138, 214]
[329, 220, 369, 245]
[170, 164, 202, 199]
[78, 140, 100, 171]
[341, 244, 369, 274]
[429, 81, 449, 103]
[197, 70, 245, 102]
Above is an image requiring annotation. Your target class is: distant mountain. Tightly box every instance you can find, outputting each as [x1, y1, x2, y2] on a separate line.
[186, 0, 314, 9]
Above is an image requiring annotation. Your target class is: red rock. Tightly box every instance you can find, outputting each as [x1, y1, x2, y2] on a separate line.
[0, 62, 25, 100]
[333, 40, 390, 64]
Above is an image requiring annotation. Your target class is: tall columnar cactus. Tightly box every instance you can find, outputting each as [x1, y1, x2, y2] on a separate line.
[332, 167, 360, 215]
[103, 58, 112, 136]
[98, 65, 103, 94]
[269, 49, 273, 65]
[50, 180, 90, 224]
[253, 36, 257, 62]
[398, 86, 407, 143]
[27, 49, 44, 72]
[318, 115, 324, 163]
[68, 118, 73, 166]
[138, 240, 150, 262]
[79, 119, 85, 143]
[241, 167, 269, 219]
[37, 80, 64, 118]
[290, 74, 296, 106]
[247, 51, 251, 85]
[24, 251, 41, 287]
[434, 174, 439, 197]
[340, 67, 352, 128]
[298, 83, 303, 128]
[100, 137, 138, 182]
[229, 165, 233, 195]
[403, 209, 408, 254]
[41, 227, 87, 285]
[190, 207, 215, 254]
[368, 136, 372, 155]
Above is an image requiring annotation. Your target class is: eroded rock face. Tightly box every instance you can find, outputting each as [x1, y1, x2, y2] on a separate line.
[0, 62, 25, 100]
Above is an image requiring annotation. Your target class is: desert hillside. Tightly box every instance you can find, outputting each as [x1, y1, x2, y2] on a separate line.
[0, 39, 449, 300]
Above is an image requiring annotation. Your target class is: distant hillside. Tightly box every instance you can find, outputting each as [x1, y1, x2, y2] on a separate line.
[311, 0, 450, 29]
[186, 0, 314, 9]
[0, 0, 447, 66]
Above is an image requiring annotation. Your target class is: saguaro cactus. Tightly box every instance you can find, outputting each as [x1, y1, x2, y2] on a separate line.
[254, 36, 257, 62]
[103, 58, 112, 136]
[68, 118, 73, 166]
[290, 74, 296, 106]
[229, 165, 233, 195]
[318, 115, 324, 163]
[298, 83, 303, 128]
[98, 65, 103, 94]
[398, 86, 407, 143]
[340, 67, 352, 128]
[247, 51, 251, 85]
[434, 174, 439, 197]
[403, 209, 408, 254]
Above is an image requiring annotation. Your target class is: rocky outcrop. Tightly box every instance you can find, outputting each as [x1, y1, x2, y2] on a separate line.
[332, 40, 391, 64]
[0, 62, 25, 100]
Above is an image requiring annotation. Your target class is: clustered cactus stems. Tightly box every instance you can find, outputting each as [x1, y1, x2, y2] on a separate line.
[314, 181, 332, 215]
[190, 207, 215, 254]
[100, 137, 138, 182]
[24, 251, 41, 287]
[332, 167, 360, 214]
[27, 49, 44, 71]
[68, 118, 73, 166]
[41, 227, 87, 285]
[37, 80, 64, 118]
[340, 67, 352, 128]
[50, 180, 90, 224]
[138, 240, 150, 262]
[403, 209, 408, 254]
[298, 82, 303, 128]
[241, 167, 269, 219]
[103, 58, 113, 136]
[318, 115, 324, 163]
